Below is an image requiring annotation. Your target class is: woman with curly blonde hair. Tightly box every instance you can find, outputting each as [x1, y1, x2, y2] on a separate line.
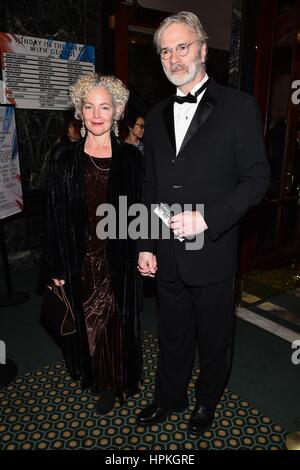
[46, 73, 143, 415]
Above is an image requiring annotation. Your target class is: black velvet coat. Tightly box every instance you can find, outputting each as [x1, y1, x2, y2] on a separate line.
[46, 135, 143, 398]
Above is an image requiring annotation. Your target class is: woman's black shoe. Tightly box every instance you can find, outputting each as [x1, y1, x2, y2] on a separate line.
[95, 389, 116, 415]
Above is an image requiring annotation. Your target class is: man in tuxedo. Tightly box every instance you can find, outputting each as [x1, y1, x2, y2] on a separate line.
[137, 11, 270, 434]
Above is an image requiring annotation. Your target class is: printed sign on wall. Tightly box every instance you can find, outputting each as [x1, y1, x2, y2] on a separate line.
[0, 34, 95, 110]
[0, 105, 23, 220]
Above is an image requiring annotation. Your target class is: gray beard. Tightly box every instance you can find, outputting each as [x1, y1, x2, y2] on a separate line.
[163, 58, 203, 87]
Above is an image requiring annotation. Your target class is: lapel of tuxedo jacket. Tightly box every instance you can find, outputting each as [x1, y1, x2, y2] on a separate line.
[162, 79, 219, 161]
[162, 99, 176, 156]
[178, 91, 217, 156]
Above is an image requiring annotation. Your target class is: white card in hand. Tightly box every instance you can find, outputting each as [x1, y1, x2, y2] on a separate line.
[153, 203, 184, 242]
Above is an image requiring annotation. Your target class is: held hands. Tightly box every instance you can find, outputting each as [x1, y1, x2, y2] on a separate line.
[52, 279, 65, 286]
[170, 211, 208, 239]
[137, 252, 157, 278]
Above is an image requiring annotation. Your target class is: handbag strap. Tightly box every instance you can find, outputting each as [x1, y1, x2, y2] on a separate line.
[53, 285, 76, 323]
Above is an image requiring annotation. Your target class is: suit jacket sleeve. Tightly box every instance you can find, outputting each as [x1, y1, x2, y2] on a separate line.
[136, 120, 157, 254]
[205, 96, 270, 241]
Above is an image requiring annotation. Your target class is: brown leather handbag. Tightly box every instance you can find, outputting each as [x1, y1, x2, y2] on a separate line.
[41, 283, 77, 337]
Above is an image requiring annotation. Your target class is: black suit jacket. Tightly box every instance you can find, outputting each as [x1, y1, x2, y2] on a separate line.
[138, 79, 270, 285]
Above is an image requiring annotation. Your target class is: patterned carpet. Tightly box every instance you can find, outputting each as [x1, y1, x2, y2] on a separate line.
[0, 332, 286, 450]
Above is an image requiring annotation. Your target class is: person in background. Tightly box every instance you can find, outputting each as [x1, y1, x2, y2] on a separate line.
[46, 73, 143, 415]
[125, 112, 145, 154]
[64, 117, 81, 143]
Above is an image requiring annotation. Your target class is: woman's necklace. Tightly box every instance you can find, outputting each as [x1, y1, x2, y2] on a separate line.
[87, 154, 111, 172]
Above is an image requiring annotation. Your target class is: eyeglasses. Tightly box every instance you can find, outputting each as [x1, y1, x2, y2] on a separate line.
[159, 40, 200, 60]
[134, 123, 145, 129]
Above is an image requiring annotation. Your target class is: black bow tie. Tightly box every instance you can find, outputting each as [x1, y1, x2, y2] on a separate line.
[173, 78, 210, 104]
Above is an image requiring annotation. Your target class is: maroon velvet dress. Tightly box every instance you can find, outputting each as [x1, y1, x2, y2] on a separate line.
[81, 154, 122, 394]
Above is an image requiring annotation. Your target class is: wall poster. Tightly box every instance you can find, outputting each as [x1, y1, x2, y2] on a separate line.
[0, 104, 23, 220]
[0, 33, 95, 110]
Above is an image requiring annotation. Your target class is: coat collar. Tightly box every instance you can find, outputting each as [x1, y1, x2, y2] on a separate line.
[162, 78, 219, 158]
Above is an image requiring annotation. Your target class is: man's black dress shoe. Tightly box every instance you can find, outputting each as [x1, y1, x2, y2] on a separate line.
[188, 405, 215, 434]
[137, 401, 187, 426]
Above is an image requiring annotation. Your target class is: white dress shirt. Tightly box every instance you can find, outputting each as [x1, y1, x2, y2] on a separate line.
[174, 73, 209, 155]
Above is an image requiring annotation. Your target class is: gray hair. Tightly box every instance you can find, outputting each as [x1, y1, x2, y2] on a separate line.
[154, 11, 209, 54]
[69, 72, 129, 121]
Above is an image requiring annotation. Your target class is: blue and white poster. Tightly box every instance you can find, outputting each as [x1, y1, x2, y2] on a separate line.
[0, 105, 23, 219]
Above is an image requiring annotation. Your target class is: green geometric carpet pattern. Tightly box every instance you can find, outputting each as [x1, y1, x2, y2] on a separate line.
[0, 332, 286, 450]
